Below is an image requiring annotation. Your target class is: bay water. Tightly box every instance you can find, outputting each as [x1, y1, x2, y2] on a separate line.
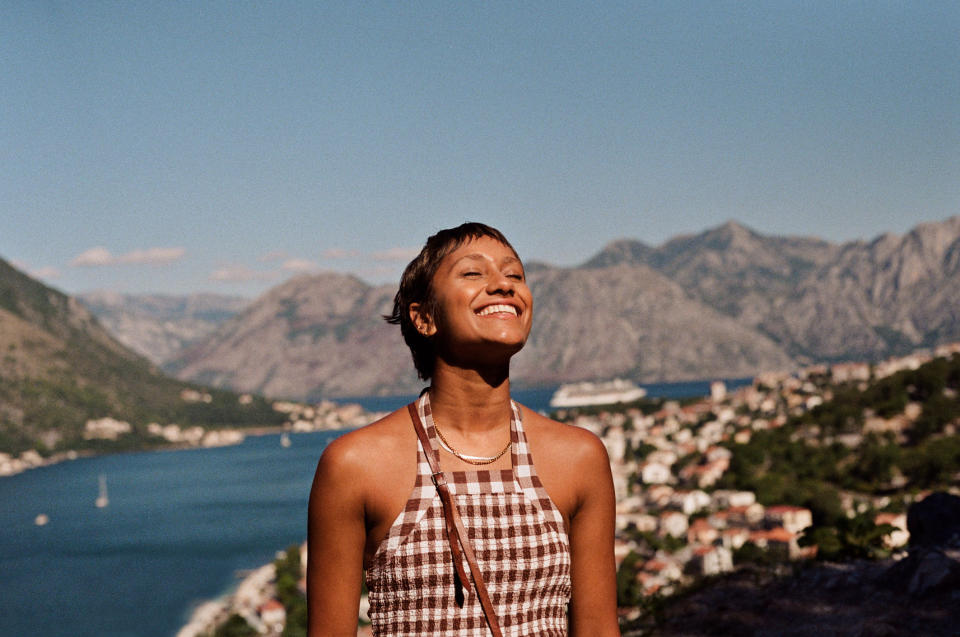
[0, 430, 340, 637]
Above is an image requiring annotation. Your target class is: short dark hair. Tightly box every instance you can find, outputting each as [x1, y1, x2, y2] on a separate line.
[385, 222, 519, 380]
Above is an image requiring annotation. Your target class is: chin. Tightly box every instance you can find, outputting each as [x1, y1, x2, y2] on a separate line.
[487, 338, 527, 358]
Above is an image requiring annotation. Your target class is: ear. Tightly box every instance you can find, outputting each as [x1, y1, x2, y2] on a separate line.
[408, 302, 437, 337]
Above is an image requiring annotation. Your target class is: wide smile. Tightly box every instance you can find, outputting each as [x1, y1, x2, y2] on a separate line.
[475, 303, 521, 318]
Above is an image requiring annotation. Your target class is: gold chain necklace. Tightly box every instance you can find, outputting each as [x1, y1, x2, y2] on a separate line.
[433, 416, 512, 466]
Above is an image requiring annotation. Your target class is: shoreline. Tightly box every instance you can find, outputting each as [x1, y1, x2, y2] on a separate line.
[0, 425, 350, 480]
[175, 560, 279, 637]
[175, 543, 374, 637]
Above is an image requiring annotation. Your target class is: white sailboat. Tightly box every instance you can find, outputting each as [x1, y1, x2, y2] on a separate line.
[95, 474, 109, 508]
[280, 432, 291, 448]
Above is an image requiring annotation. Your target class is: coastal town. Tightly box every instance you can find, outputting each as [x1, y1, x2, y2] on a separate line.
[0, 393, 376, 478]
[182, 343, 960, 636]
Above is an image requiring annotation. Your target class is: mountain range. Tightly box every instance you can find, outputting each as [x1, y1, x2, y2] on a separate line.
[111, 215, 960, 400]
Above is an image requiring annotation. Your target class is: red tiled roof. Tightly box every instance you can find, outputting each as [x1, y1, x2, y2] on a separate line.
[874, 512, 904, 525]
[766, 505, 807, 514]
[764, 527, 795, 542]
[259, 599, 284, 612]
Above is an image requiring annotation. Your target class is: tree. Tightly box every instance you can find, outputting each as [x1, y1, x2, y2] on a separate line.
[798, 512, 896, 561]
[902, 436, 960, 487]
[733, 541, 774, 566]
[213, 614, 256, 637]
[273, 545, 308, 635]
[616, 551, 643, 608]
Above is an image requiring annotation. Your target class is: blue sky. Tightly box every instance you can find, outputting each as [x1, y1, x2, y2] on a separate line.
[3, 2, 958, 297]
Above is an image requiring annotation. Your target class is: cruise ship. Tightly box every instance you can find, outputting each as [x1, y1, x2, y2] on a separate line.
[548, 378, 647, 408]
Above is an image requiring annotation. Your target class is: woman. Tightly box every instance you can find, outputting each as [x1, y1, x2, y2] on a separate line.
[307, 223, 619, 636]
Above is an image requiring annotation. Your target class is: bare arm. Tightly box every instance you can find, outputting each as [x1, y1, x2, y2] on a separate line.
[568, 434, 621, 636]
[307, 435, 367, 637]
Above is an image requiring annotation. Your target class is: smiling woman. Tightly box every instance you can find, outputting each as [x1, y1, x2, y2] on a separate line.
[306, 223, 620, 636]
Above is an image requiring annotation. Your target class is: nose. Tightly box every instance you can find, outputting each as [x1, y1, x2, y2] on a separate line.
[486, 270, 515, 295]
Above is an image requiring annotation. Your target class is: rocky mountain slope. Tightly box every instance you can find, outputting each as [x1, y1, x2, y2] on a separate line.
[165, 273, 419, 399]
[130, 216, 960, 401]
[769, 217, 960, 361]
[0, 259, 277, 454]
[585, 217, 960, 363]
[512, 263, 793, 385]
[77, 291, 248, 364]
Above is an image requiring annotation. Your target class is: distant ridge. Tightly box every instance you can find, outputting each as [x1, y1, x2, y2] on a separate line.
[77, 291, 249, 364]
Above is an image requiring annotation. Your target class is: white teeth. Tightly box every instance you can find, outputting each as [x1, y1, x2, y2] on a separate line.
[477, 304, 518, 316]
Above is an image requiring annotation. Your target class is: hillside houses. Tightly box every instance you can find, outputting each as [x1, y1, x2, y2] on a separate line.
[594, 366, 823, 583]
[576, 346, 959, 593]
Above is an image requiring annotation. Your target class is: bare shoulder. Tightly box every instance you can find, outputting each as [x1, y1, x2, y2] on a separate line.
[518, 405, 610, 468]
[313, 407, 414, 487]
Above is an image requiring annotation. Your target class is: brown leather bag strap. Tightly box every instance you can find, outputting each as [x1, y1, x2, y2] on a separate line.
[408, 401, 504, 637]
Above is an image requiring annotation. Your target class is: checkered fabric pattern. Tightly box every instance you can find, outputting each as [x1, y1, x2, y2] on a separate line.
[365, 394, 571, 636]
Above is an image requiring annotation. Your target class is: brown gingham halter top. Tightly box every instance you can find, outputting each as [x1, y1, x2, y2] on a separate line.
[365, 393, 572, 636]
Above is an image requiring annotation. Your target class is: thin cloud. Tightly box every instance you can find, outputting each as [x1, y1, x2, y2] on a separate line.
[321, 248, 360, 259]
[281, 259, 320, 272]
[371, 247, 419, 262]
[71, 247, 113, 266]
[71, 246, 186, 267]
[209, 265, 281, 282]
[30, 266, 61, 280]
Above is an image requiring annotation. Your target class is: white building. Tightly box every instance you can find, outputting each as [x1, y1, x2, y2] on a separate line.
[641, 461, 672, 485]
[691, 545, 734, 576]
[658, 511, 689, 538]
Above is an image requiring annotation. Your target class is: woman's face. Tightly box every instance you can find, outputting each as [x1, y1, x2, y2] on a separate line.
[417, 235, 533, 365]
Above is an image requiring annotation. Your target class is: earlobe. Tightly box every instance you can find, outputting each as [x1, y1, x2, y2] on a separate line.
[409, 303, 437, 337]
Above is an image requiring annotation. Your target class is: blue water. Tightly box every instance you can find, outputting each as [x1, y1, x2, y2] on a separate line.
[0, 430, 341, 637]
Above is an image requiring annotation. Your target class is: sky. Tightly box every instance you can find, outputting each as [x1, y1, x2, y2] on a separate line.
[3, 2, 959, 298]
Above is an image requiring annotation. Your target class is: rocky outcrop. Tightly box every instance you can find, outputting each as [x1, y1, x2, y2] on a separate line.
[635, 560, 958, 637]
[883, 492, 960, 598]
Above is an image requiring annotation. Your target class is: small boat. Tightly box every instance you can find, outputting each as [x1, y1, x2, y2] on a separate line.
[280, 433, 291, 448]
[34, 513, 49, 526]
[95, 474, 109, 508]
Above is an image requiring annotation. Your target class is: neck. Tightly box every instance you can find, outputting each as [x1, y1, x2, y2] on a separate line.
[428, 359, 513, 435]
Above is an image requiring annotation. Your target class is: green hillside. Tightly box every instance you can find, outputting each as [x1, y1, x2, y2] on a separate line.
[719, 354, 960, 526]
[0, 258, 284, 455]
